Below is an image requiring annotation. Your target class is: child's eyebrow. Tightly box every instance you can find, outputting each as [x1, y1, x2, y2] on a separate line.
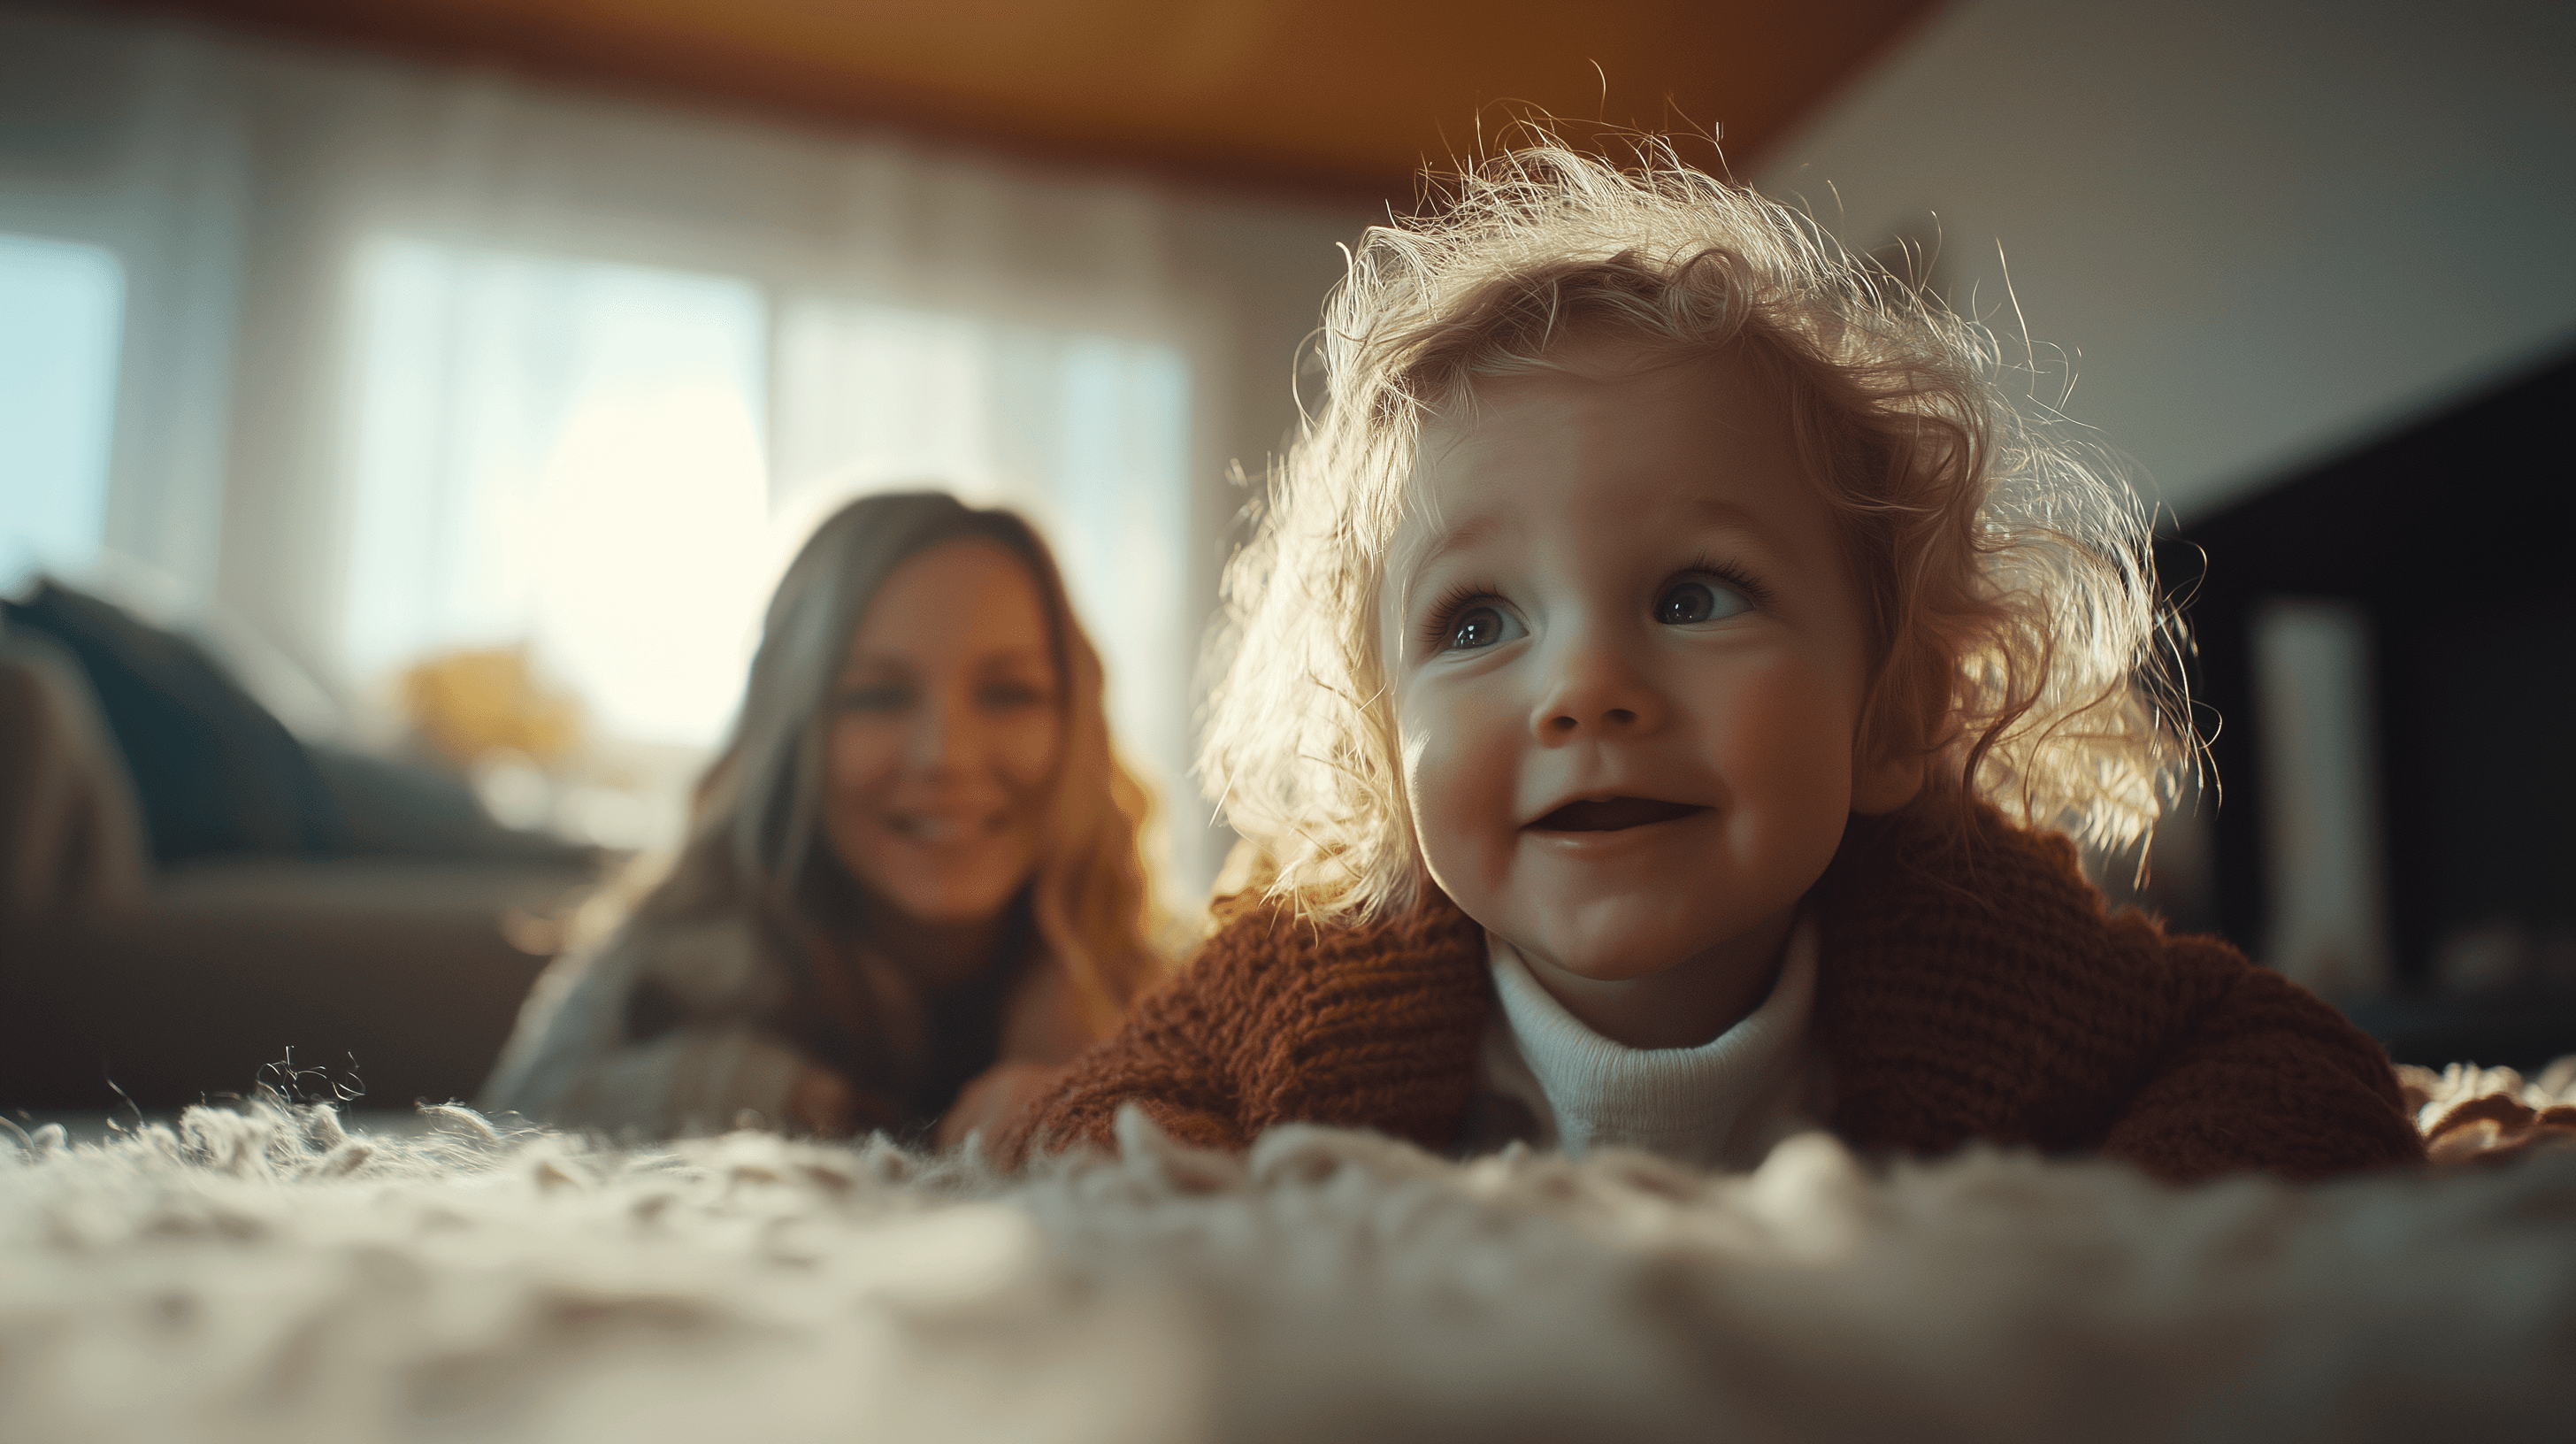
[1675, 495, 1779, 540]
[1393, 511, 1506, 596]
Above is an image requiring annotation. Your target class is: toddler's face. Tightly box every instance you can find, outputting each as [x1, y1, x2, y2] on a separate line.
[1390, 342, 1905, 1005]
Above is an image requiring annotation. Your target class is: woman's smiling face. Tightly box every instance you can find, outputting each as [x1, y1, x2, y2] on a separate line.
[824, 538, 1062, 926]
[1390, 341, 1917, 1018]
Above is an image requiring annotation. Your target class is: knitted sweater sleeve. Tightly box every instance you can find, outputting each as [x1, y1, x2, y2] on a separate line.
[2097, 933, 2426, 1183]
[1000, 907, 1278, 1162]
[1000, 895, 1493, 1166]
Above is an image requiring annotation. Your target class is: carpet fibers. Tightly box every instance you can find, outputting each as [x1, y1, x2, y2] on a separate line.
[4, 1098, 2571, 1443]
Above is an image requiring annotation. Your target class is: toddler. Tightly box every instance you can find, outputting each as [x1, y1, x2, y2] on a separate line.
[1005, 144, 2421, 1182]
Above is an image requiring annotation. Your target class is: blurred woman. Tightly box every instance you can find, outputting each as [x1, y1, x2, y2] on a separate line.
[482, 492, 1169, 1146]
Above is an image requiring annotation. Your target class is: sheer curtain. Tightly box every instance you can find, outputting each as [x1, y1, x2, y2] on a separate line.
[0, 3, 1365, 889]
[343, 240, 774, 750]
[0, 234, 125, 589]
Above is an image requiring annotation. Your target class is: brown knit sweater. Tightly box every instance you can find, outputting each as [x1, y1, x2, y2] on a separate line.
[1009, 805, 2426, 1183]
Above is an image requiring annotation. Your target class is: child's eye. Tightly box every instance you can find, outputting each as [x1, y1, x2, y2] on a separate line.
[1444, 603, 1524, 652]
[1656, 580, 1754, 626]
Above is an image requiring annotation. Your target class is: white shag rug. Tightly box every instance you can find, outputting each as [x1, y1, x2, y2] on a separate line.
[4, 1098, 2572, 1444]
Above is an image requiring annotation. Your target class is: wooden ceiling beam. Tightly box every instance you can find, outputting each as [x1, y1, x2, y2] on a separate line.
[96, 0, 1942, 206]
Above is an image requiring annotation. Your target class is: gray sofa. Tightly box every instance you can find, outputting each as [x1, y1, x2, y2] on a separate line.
[1, 634, 597, 1113]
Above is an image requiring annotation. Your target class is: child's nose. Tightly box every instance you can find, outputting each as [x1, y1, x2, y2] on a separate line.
[1531, 638, 1664, 741]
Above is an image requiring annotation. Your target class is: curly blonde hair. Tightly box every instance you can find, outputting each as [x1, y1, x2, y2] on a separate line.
[1201, 141, 2191, 921]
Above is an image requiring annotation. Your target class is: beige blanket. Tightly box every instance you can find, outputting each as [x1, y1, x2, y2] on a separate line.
[3, 1080, 2570, 1444]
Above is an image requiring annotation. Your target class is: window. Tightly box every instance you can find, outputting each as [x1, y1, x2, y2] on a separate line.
[343, 239, 771, 749]
[0, 234, 125, 591]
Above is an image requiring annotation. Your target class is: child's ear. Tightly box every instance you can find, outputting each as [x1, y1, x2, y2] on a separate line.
[1851, 745, 1925, 816]
[1849, 710, 1928, 816]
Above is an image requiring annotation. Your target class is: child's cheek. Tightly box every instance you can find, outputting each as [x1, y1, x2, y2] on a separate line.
[1698, 652, 1859, 861]
[1398, 678, 1523, 908]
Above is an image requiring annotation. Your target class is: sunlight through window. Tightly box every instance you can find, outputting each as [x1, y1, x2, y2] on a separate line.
[0, 234, 124, 591]
[344, 240, 770, 749]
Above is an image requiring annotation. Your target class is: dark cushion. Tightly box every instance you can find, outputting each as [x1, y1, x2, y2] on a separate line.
[2, 579, 593, 868]
[3, 580, 346, 864]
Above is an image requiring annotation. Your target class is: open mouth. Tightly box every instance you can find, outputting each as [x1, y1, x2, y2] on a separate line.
[1528, 797, 1710, 833]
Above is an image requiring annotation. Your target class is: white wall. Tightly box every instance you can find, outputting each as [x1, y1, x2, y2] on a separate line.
[1758, 0, 2576, 522]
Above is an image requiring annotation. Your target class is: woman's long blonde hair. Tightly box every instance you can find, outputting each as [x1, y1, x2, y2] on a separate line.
[1202, 140, 2193, 922]
[636, 491, 1167, 1041]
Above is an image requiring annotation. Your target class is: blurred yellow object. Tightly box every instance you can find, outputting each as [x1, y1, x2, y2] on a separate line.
[400, 645, 583, 769]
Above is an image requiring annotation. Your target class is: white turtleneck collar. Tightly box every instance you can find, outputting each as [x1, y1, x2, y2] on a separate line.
[1476, 915, 1824, 1171]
